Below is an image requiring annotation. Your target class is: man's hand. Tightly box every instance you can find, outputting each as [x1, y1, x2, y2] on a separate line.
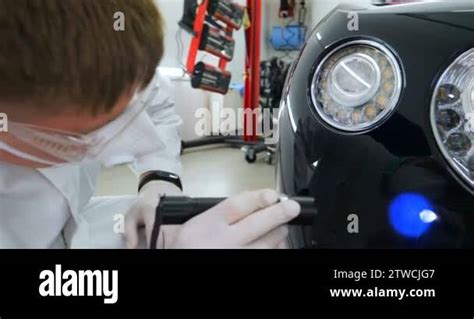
[125, 187, 301, 249]
[169, 189, 300, 249]
[124, 180, 182, 249]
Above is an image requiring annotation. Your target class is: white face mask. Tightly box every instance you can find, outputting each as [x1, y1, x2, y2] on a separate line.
[0, 86, 164, 168]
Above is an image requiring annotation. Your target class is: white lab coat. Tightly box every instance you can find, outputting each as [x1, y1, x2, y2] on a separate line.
[0, 70, 183, 249]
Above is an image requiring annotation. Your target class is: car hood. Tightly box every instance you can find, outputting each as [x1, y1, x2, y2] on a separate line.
[342, 1, 474, 31]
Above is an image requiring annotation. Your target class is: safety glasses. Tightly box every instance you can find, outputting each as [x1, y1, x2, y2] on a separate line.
[4, 90, 150, 164]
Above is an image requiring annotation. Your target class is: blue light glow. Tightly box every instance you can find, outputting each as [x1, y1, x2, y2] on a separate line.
[389, 193, 437, 238]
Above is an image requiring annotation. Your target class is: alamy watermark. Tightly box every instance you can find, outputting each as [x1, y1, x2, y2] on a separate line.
[194, 102, 279, 145]
[347, 214, 360, 234]
[113, 214, 125, 234]
[466, 112, 474, 133]
[347, 11, 359, 32]
[39, 264, 118, 304]
[0, 112, 8, 133]
[113, 11, 125, 31]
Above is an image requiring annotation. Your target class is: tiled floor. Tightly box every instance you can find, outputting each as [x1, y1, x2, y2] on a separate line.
[96, 147, 276, 197]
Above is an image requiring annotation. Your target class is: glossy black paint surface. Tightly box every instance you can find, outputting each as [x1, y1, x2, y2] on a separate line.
[277, 2, 474, 248]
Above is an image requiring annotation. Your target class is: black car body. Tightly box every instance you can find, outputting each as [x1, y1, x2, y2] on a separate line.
[277, 1, 474, 248]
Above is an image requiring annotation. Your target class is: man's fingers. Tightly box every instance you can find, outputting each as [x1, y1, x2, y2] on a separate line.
[124, 206, 141, 249]
[277, 238, 289, 249]
[160, 225, 181, 248]
[206, 189, 280, 225]
[231, 199, 300, 245]
[246, 226, 289, 249]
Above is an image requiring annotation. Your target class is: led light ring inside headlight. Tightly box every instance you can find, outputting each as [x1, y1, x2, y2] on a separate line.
[431, 48, 474, 189]
[311, 40, 402, 132]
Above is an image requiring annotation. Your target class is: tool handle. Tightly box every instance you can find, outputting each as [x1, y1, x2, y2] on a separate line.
[157, 196, 317, 225]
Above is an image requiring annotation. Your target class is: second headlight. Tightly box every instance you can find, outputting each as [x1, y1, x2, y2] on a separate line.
[310, 40, 402, 132]
[431, 48, 474, 190]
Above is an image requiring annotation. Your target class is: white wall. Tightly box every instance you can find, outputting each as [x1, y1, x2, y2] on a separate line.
[154, 0, 375, 140]
[155, 0, 373, 81]
[156, 0, 313, 83]
[261, 0, 313, 63]
[155, 0, 247, 140]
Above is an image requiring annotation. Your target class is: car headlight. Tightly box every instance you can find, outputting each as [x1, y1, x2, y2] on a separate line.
[310, 40, 403, 132]
[431, 48, 474, 189]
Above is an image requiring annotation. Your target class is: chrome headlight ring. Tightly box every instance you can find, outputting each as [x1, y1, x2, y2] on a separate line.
[310, 39, 403, 133]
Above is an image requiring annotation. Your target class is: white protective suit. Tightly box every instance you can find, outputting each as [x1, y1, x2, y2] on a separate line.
[0, 70, 183, 249]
